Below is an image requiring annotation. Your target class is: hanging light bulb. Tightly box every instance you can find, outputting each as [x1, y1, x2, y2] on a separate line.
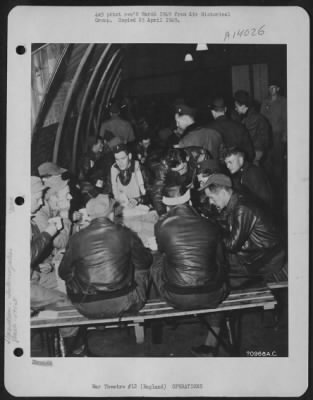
[196, 43, 208, 51]
[184, 53, 193, 62]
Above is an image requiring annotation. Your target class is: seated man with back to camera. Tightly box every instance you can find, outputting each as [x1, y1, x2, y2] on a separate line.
[151, 179, 228, 356]
[199, 173, 286, 289]
[110, 143, 147, 208]
[58, 194, 153, 318]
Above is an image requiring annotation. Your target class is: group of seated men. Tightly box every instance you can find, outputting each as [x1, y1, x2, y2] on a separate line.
[30, 97, 287, 357]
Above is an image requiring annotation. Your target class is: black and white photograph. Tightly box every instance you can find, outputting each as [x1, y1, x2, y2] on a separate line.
[5, 5, 309, 397]
[29, 42, 289, 358]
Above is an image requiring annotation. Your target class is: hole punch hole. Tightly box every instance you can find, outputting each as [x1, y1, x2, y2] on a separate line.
[14, 348, 23, 357]
[16, 45, 26, 55]
[15, 196, 24, 206]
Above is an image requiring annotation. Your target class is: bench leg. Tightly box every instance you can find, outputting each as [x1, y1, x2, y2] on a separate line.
[198, 314, 241, 356]
[225, 317, 234, 346]
[53, 329, 60, 357]
[52, 328, 65, 357]
[198, 315, 231, 355]
[58, 331, 66, 357]
[134, 323, 145, 344]
[224, 312, 242, 357]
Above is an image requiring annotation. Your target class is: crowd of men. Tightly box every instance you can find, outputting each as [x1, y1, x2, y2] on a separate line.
[31, 82, 287, 356]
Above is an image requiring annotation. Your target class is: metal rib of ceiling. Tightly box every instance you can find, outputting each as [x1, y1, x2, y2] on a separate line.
[31, 43, 123, 175]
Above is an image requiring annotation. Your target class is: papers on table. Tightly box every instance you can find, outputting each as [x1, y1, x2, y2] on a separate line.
[122, 204, 150, 217]
[122, 208, 159, 250]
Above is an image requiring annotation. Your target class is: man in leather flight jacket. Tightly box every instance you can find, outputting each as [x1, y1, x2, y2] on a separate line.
[152, 180, 228, 356]
[200, 173, 286, 289]
[152, 182, 227, 310]
[59, 194, 153, 318]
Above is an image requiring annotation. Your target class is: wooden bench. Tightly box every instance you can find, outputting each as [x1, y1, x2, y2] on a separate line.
[31, 286, 277, 357]
[266, 264, 288, 290]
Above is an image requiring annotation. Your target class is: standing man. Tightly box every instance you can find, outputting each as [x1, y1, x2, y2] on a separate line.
[59, 194, 152, 318]
[234, 90, 270, 166]
[200, 173, 286, 289]
[175, 103, 223, 160]
[209, 96, 255, 162]
[260, 81, 287, 186]
[78, 135, 110, 191]
[100, 102, 135, 144]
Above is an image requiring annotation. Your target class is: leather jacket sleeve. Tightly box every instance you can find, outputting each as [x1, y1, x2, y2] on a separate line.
[129, 231, 153, 272]
[215, 239, 228, 282]
[31, 231, 52, 268]
[154, 215, 167, 252]
[58, 239, 74, 281]
[223, 205, 256, 252]
[150, 162, 168, 216]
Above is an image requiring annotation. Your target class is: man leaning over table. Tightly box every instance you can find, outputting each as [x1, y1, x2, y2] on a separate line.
[193, 172, 286, 356]
[59, 194, 153, 318]
[199, 173, 286, 289]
